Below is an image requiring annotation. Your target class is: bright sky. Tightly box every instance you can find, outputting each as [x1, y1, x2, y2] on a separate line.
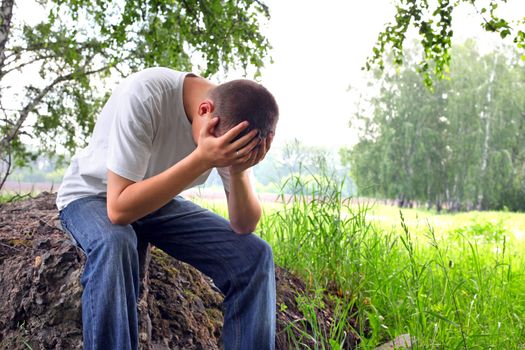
[253, 0, 525, 151]
[258, 0, 395, 151]
[15, 0, 525, 153]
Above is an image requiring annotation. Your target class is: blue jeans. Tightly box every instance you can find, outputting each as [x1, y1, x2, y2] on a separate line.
[59, 195, 276, 350]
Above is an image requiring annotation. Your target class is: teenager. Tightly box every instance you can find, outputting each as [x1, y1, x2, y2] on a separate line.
[56, 67, 279, 350]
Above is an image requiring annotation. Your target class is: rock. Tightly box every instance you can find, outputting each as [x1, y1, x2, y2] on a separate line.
[375, 334, 413, 349]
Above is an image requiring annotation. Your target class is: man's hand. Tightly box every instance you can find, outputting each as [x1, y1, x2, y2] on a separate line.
[229, 133, 273, 176]
[195, 117, 261, 169]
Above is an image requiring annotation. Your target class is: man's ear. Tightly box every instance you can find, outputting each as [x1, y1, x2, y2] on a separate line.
[198, 99, 215, 117]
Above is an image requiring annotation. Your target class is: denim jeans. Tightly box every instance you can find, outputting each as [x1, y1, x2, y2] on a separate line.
[59, 195, 276, 350]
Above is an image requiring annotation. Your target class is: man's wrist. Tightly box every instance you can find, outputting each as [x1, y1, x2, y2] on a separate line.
[190, 149, 212, 173]
[229, 168, 249, 181]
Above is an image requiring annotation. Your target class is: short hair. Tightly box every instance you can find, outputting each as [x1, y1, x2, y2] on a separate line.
[209, 79, 279, 141]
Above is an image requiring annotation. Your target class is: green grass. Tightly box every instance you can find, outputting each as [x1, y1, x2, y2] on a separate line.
[202, 175, 525, 349]
[0, 190, 41, 204]
[364, 203, 525, 242]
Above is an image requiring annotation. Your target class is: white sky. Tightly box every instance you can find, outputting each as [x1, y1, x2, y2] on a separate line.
[259, 0, 395, 151]
[253, 0, 525, 151]
[14, 0, 525, 154]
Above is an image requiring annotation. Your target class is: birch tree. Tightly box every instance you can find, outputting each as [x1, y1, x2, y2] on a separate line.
[345, 42, 525, 211]
[0, 0, 271, 190]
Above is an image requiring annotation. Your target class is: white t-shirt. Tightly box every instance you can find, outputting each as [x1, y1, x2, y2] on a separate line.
[56, 67, 239, 211]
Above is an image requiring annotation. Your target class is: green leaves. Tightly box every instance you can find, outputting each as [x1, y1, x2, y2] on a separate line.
[366, 0, 524, 88]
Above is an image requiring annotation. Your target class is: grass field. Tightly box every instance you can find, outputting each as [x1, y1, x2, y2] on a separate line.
[255, 179, 524, 349]
[365, 203, 525, 241]
[338, 204, 525, 349]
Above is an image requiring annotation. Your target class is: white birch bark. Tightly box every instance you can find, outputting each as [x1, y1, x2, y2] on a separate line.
[476, 54, 498, 210]
[0, 0, 14, 71]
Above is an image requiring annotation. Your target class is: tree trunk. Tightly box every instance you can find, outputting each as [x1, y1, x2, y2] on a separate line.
[477, 54, 498, 210]
[435, 199, 442, 213]
[0, 0, 14, 70]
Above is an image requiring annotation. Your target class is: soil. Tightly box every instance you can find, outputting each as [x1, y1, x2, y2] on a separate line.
[0, 192, 361, 349]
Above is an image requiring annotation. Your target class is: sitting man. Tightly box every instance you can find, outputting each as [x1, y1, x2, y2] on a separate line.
[56, 67, 279, 350]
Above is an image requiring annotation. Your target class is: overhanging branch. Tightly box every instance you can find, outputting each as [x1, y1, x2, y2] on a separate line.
[0, 65, 109, 150]
[0, 54, 56, 79]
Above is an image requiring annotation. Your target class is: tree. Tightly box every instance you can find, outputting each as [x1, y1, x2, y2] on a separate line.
[345, 41, 525, 211]
[367, 0, 525, 87]
[0, 0, 271, 190]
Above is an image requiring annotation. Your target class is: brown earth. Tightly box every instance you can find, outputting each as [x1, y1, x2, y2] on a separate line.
[0, 192, 361, 349]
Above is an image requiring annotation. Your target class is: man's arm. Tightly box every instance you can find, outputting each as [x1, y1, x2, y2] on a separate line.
[107, 151, 207, 225]
[107, 118, 257, 225]
[225, 136, 272, 234]
[225, 173, 262, 234]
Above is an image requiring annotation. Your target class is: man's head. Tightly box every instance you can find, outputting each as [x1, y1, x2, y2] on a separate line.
[208, 79, 279, 141]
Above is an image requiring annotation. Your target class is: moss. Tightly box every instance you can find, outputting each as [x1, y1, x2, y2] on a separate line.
[151, 248, 179, 277]
[183, 288, 196, 302]
[7, 239, 31, 247]
[205, 308, 223, 321]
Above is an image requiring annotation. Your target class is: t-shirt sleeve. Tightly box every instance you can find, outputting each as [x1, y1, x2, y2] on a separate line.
[217, 167, 257, 194]
[107, 92, 154, 182]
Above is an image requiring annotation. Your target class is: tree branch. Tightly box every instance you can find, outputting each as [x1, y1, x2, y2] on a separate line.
[3, 39, 104, 68]
[252, 0, 269, 17]
[468, 0, 497, 32]
[0, 65, 108, 149]
[0, 54, 55, 79]
[0, 146, 12, 191]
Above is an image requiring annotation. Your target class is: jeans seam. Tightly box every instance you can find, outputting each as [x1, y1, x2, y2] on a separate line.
[59, 215, 80, 248]
[87, 266, 96, 350]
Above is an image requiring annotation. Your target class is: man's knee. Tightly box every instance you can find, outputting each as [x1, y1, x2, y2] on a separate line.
[242, 234, 274, 267]
[257, 238, 274, 263]
[96, 227, 138, 259]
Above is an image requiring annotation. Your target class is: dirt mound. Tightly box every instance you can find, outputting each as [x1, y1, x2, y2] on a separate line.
[0, 192, 360, 349]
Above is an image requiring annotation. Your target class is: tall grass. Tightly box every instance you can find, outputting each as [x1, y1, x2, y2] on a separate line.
[256, 173, 525, 349]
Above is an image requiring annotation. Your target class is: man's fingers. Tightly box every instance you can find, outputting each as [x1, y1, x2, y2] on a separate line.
[233, 135, 260, 157]
[254, 139, 266, 163]
[250, 147, 260, 164]
[245, 151, 256, 163]
[234, 150, 254, 165]
[228, 129, 258, 151]
[220, 120, 250, 143]
[206, 117, 220, 135]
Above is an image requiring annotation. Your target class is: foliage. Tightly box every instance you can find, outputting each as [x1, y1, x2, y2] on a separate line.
[0, 0, 271, 188]
[367, 0, 525, 87]
[344, 41, 525, 211]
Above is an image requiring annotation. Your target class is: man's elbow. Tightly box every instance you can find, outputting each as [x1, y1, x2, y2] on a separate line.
[107, 208, 131, 226]
[230, 221, 258, 235]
